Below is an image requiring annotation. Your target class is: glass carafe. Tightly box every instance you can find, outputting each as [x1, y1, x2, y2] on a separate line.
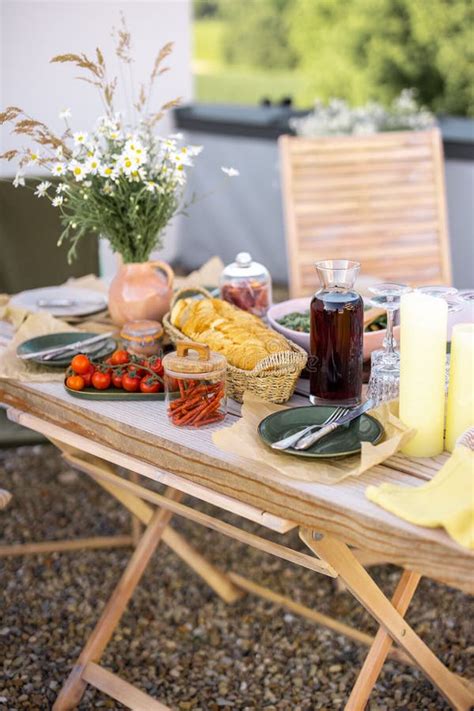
[310, 259, 363, 406]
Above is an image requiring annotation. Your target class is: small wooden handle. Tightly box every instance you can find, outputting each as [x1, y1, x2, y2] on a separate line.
[149, 260, 174, 288]
[176, 341, 210, 361]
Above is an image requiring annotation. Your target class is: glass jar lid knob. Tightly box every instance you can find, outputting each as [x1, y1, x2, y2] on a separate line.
[235, 252, 252, 268]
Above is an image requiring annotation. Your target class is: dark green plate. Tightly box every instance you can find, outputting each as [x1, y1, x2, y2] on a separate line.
[17, 332, 116, 368]
[258, 406, 384, 459]
[64, 385, 167, 401]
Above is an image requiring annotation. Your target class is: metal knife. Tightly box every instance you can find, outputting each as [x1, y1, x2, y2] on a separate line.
[18, 332, 114, 361]
[37, 298, 106, 308]
[293, 399, 375, 450]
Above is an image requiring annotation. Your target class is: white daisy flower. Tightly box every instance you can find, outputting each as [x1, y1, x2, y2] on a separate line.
[52, 162, 66, 177]
[100, 165, 117, 181]
[59, 108, 72, 120]
[13, 171, 25, 188]
[160, 138, 177, 151]
[34, 181, 51, 197]
[146, 181, 158, 192]
[221, 166, 239, 177]
[28, 151, 41, 164]
[68, 160, 87, 181]
[73, 131, 88, 145]
[86, 155, 101, 174]
[188, 145, 203, 156]
[56, 183, 68, 194]
[55, 146, 64, 159]
[169, 152, 194, 168]
[52, 196, 64, 207]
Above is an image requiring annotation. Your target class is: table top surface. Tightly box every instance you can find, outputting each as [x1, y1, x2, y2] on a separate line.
[0, 374, 472, 593]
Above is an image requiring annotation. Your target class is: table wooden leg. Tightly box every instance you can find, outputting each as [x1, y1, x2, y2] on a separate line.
[345, 569, 421, 710]
[129, 471, 142, 547]
[93, 471, 243, 604]
[53, 488, 182, 711]
[65, 451, 243, 604]
[301, 529, 474, 711]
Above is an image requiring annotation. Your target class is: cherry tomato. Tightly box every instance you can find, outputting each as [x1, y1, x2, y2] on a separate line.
[139, 376, 162, 394]
[122, 372, 141, 392]
[111, 349, 130, 366]
[91, 371, 111, 390]
[81, 365, 95, 388]
[112, 372, 124, 389]
[105, 357, 114, 365]
[146, 356, 164, 377]
[66, 375, 85, 391]
[71, 354, 91, 375]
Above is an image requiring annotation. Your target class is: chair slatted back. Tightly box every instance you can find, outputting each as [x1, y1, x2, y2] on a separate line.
[279, 129, 451, 297]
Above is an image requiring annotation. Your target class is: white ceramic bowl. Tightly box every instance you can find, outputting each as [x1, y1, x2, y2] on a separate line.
[267, 298, 400, 361]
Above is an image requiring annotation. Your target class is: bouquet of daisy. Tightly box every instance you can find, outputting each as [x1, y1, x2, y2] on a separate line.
[0, 20, 236, 264]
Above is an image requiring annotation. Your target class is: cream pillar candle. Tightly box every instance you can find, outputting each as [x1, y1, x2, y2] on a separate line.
[445, 323, 474, 452]
[399, 292, 448, 457]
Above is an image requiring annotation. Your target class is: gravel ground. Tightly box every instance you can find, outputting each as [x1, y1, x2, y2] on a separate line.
[0, 444, 472, 710]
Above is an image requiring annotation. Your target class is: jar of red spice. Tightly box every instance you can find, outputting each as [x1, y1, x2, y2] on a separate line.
[162, 341, 227, 428]
[220, 252, 272, 317]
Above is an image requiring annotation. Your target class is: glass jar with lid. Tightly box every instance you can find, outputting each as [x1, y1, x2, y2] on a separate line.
[220, 251, 272, 317]
[120, 319, 163, 357]
[162, 341, 227, 427]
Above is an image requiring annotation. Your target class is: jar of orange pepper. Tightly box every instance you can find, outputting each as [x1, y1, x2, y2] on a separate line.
[162, 341, 227, 427]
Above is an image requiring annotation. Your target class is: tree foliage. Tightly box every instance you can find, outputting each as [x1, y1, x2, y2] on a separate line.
[193, 0, 474, 116]
[287, 0, 474, 115]
[220, 0, 298, 70]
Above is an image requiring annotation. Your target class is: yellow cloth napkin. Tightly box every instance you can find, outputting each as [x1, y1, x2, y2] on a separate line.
[366, 445, 474, 549]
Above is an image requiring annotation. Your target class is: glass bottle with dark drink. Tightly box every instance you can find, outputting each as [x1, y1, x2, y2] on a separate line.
[310, 259, 363, 406]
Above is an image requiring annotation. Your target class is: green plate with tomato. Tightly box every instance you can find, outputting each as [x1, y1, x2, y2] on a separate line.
[64, 384, 167, 401]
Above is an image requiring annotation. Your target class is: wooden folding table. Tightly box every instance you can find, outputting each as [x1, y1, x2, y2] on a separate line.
[0, 378, 472, 710]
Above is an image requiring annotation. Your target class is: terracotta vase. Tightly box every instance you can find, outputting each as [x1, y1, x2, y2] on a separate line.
[108, 260, 174, 327]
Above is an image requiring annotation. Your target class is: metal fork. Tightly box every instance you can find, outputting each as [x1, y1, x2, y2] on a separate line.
[271, 407, 350, 451]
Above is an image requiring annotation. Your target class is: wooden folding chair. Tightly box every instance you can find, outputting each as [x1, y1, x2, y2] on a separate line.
[280, 128, 452, 297]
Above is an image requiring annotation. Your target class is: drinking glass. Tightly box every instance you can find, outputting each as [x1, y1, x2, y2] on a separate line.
[367, 282, 411, 405]
[368, 283, 411, 368]
[459, 289, 474, 302]
[417, 285, 463, 313]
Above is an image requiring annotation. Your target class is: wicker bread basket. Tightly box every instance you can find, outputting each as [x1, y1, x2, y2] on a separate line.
[163, 287, 307, 404]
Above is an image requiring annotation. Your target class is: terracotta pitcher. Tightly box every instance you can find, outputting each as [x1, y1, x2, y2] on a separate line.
[108, 261, 174, 327]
